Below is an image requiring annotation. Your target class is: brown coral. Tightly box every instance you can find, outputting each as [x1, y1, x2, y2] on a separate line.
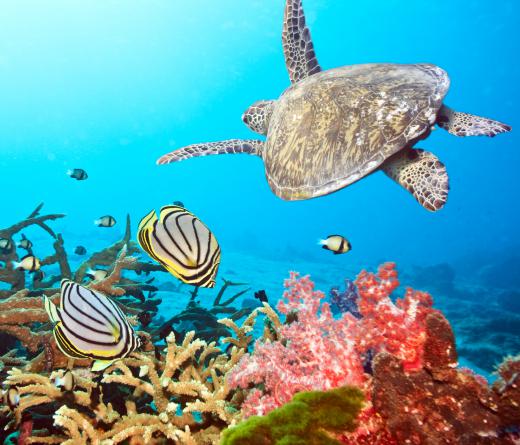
[371, 312, 520, 445]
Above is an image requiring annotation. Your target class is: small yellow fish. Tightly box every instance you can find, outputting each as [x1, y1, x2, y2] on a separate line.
[319, 235, 352, 255]
[13, 255, 41, 272]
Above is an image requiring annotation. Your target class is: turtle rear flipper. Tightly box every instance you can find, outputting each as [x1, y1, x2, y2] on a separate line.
[437, 105, 511, 137]
[283, 0, 322, 84]
[157, 140, 264, 165]
[382, 149, 449, 212]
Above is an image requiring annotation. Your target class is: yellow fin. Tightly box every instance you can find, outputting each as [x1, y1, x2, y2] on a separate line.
[138, 209, 157, 233]
[91, 360, 115, 372]
[43, 296, 60, 324]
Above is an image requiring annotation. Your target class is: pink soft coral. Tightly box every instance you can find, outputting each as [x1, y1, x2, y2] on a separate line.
[228, 271, 365, 417]
[227, 263, 436, 418]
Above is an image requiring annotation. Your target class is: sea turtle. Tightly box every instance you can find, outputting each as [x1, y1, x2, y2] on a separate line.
[157, 0, 511, 211]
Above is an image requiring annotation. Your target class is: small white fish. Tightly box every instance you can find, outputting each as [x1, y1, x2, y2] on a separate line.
[86, 268, 108, 281]
[318, 235, 352, 255]
[3, 387, 20, 410]
[17, 234, 32, 250]
[0, 238, 13, 251]
[67, 168, 88, 180]
[95, 215, 116, 228]
[13, 255, 41, 272]
[53, 370, 75, 391]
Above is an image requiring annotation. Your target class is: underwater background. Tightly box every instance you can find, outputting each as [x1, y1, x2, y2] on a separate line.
[0, 1, 519, 441]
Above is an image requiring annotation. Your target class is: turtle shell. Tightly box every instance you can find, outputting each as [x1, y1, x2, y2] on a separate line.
[263, 63, 450, 200]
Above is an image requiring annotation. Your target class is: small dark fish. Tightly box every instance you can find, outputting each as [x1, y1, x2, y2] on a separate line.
[74, 246, 87, 255]
[53, 370, 75, 392]
[95, 215, 116, 228]
[0, 237, 13, 252]
[285, 311, 299, 325]
[158, 324, 181, 341]
[254, 290, 269, 303]
[173, 201, 185, 208]
[33, 270, 45, 281]
[138, 311, 153, 328]
[154, 346, 162, 361]
[17, 234, 33, 250]
[319, 235, 352, 255]
[67, 168, 88, 181]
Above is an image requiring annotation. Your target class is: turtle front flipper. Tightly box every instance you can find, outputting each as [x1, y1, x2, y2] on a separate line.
[156, 140, 264, 165]
[283, 0, 322, 84]
[381, 149, 449, 212]
[437, 105, 511, 137]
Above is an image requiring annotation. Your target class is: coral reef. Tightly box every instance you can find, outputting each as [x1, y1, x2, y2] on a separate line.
[227, 264, 520, 444]
[329, 278, 361, 318]
[0, 203, 67, 293]
[1, 255, 518, 444]
[370, 312, 520, 444]
[151, 279, 254, 344]
[1, 330, 250, 444]
[228, 263, 436, 417]
[221, 386, 365, 445]
[0, 206, 168, 374]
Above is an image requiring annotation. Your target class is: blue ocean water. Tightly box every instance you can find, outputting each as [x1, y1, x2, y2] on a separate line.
[0, 0, 518, 374]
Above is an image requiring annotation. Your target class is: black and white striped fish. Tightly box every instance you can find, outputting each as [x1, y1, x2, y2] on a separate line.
[43, 280, 141, 372]
[137, 205, 221, 288]
[95, 215, 116, 228]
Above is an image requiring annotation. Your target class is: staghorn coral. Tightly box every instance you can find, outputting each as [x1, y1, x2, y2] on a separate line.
[0, 203, 67, 293]
[1, 324, 254, 444]
[0, 208, 168, 375]
[221, 386, 365, 445]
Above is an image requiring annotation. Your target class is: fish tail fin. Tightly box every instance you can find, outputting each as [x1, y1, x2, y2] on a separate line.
[93, 219, 100, 226]
[318, 239, 327, 246]
[66, 169, 73, 177]
[43, 295, 61, 324]
[12, 261, 20, 270]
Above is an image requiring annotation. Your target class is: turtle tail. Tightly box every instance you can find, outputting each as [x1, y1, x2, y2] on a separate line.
[156, 139, 265, 165]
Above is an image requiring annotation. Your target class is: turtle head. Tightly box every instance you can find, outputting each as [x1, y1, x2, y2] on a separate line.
[242, 100, 275, 136]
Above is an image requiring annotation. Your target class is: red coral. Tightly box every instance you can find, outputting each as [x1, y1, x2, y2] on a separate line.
[355, 263, 436, 372]
[228, 263, 436, 417]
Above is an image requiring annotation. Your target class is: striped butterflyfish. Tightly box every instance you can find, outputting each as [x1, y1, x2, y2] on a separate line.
[43, 280, 141, 372]
[137, 205, 221, 288]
